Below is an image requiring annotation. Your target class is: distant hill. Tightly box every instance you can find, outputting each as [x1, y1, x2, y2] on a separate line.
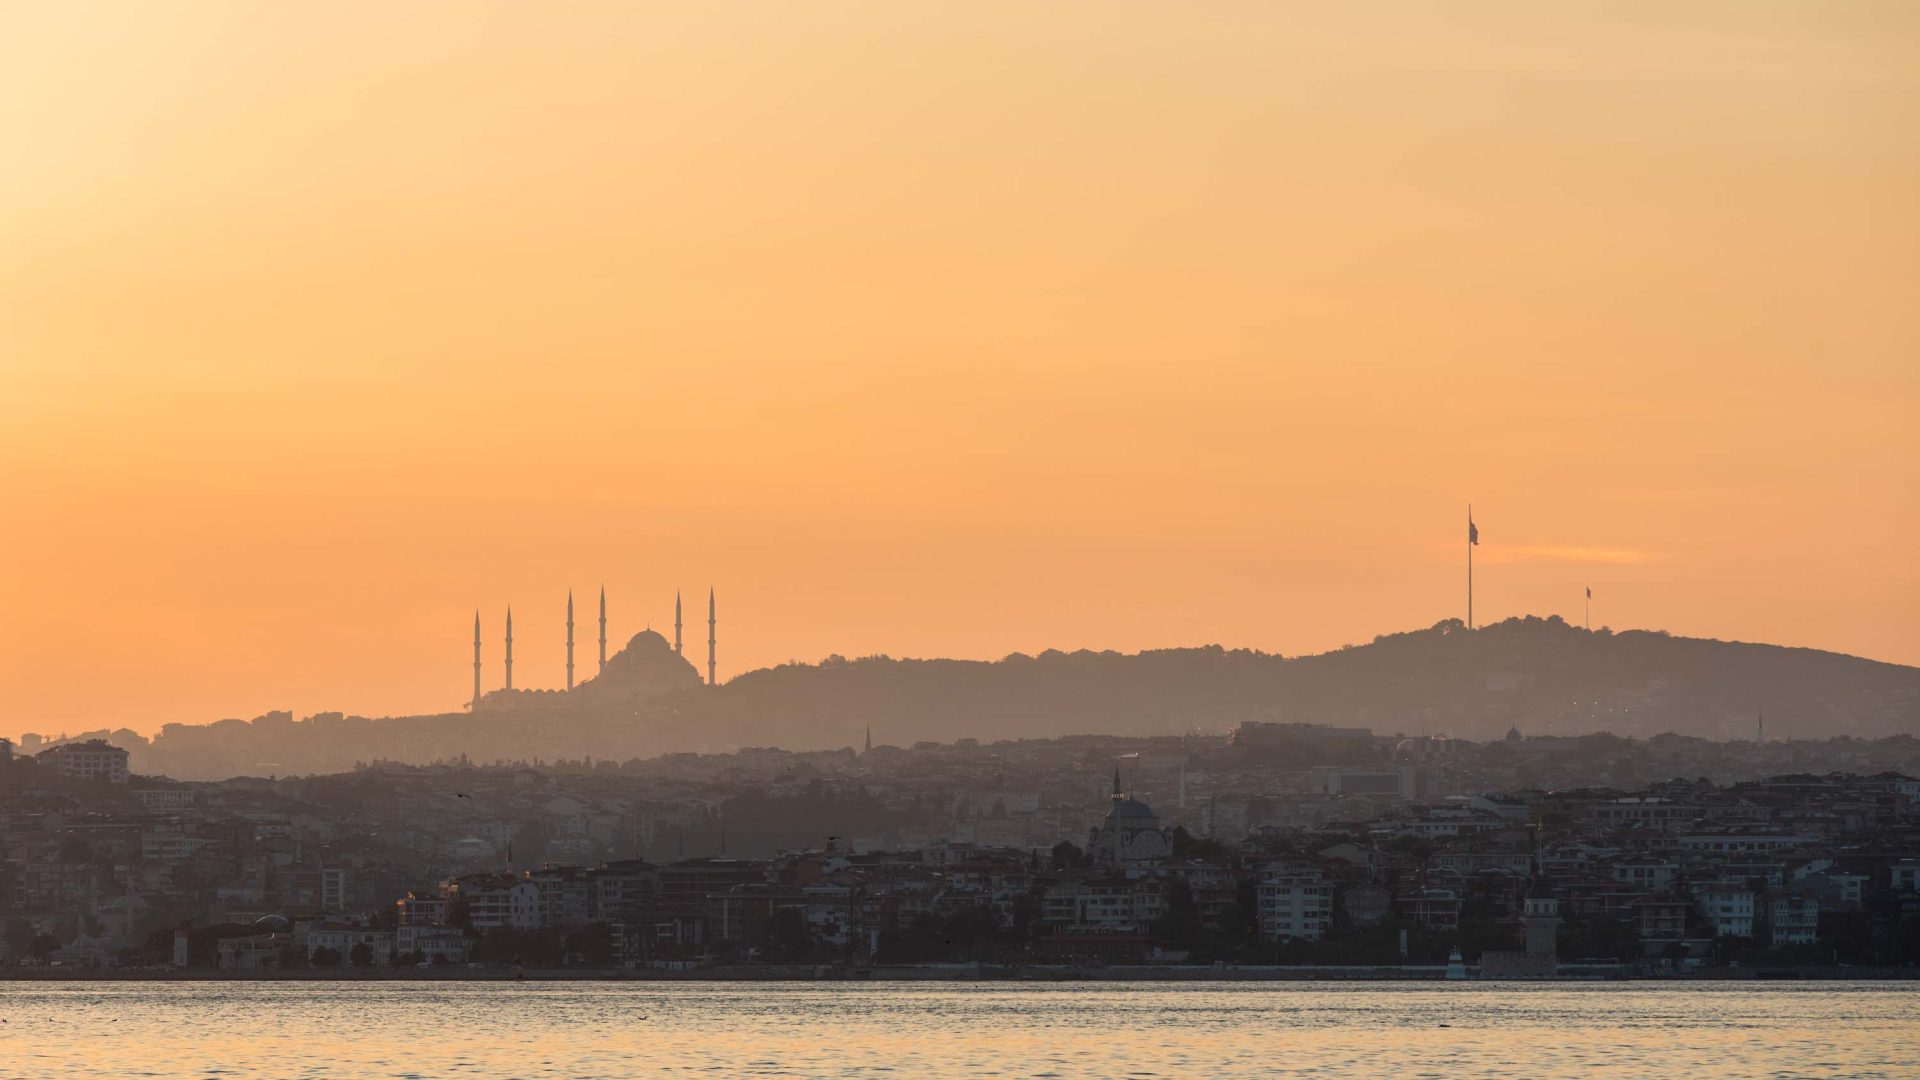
[33, 616, 1920, 779]
[697, 616, 1920, 747]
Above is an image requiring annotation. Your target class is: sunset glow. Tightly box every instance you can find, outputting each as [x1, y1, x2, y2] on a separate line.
[3, 2, 1915, 736]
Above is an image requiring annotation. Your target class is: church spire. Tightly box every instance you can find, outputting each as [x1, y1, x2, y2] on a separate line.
[707, 587, 717, 687]
[598, 586, 607, 674]
[472, 610, 482, 710]
[674, 591, 683, 655]
[505, 606, 514, 691]
[565, 591, 575, 691]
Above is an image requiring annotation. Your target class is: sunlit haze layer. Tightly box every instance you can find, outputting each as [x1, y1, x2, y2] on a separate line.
[2, 3, 1916, 736]
[5, 982, 1919, 1078]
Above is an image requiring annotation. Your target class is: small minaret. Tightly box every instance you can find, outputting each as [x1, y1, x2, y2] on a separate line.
[707, 587, 717, 687]
[1112, 763, 1123, 800]
[565, 591, 575, 691]
[864, 725, 872, 753]
[598, 587, 607, 674]
[471, 610, 482, 710]
[674, 591, 684, 655]
[505, 607, 514, 691]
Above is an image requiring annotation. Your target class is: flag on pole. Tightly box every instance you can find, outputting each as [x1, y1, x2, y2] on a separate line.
[1468, 518, 1479, 545]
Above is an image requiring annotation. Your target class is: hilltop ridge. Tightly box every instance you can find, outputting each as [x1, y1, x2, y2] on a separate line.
[702, 615, 1918, 747]
[19, 616, 1920, 780]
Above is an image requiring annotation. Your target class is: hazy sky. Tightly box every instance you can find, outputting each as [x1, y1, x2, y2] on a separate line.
[3, 2, 1916, 737]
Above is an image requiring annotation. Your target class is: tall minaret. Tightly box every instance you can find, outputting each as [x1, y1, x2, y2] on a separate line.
[597, 586, 607, 674]
[674, 591, 684, 655]
[565, 591, 575, 691]
[472, 611, 482, 710]
[707, 587, 717, 687]
[505, 607, 514, 691]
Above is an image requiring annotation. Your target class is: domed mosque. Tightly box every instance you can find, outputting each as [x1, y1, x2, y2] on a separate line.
[1088, 765, 1171, 866]
[577, 628, 705, 705]
[471, 588, 711, 713]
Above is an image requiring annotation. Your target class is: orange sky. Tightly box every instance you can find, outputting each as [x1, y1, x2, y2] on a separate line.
[3, 2, 1916, 738]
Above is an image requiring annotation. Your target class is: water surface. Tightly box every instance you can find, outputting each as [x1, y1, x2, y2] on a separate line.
[2, 981, 1914, 1078]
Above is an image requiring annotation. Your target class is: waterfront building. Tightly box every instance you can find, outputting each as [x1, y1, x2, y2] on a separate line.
[1695, 886, 1756, 938]
[1257, 862, 1334, 940]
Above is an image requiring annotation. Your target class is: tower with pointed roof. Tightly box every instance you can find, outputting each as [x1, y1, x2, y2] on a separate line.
[674, 591, 683, 655]
[707, 588, 717, 687]
[565, 591, 575, 691]
[505, 607, 514, 691]
[598, 587, 607, 674]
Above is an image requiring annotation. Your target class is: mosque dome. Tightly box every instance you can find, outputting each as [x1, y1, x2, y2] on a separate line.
[575, 625, 705, 702]
[1107, 797, 1158, 822]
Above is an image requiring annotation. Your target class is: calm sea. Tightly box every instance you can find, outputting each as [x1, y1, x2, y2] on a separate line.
[1, 981, 1915, 1078]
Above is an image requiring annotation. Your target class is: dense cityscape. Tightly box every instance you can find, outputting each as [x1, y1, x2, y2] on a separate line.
[5, 723, 1916, 977]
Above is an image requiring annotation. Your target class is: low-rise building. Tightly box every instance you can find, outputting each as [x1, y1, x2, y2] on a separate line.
[37, 740, 131, 784]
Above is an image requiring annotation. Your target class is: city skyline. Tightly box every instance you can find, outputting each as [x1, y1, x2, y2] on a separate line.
[4, 3, 1916, 735]
[0, 3, 1915, 1064]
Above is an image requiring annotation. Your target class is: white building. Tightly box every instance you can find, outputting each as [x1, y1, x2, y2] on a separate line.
[1257, 862, 1334, 941]
[1043, 880, 1163, 933]
[216, 933, 287, 971]
[396, 925, 472, 965]
[320, 867, 350, 912]
[132, 789, 195, 811]
[305, 923, 394, 965]
[1892, 859, 1920, 893]
[442, 875, 518, 930]
[509, 880, 544, 929]
[1768, 895, 1819, 947]
[1694, 887, 1755, 939]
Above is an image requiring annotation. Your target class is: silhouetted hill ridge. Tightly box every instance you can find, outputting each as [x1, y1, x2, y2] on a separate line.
[34, 615, 1920, 779]
[696, 615, 1919, 745]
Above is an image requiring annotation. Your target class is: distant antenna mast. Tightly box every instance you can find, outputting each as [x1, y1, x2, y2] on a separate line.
[1467, 504, 1480, 629]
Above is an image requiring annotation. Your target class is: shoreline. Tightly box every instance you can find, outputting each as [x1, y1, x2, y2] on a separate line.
[4, 965, 1913, 983]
